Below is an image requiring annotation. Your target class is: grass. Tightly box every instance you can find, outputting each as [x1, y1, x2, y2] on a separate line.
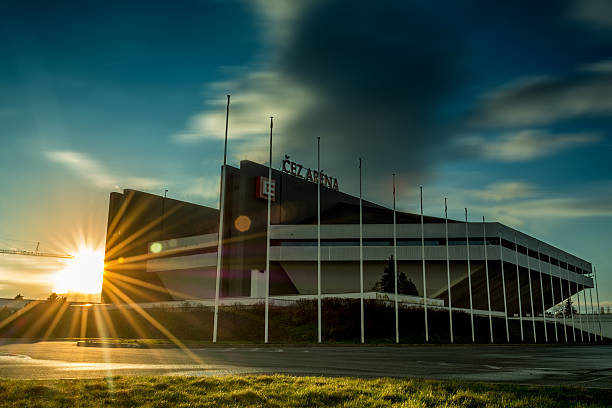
[0, 375, 610, 407]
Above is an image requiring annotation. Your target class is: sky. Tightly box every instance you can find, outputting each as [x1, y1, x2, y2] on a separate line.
[0, 0, 611, 305]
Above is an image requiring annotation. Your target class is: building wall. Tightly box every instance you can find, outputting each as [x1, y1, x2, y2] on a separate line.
[279, 260, 470, 298]
[556, 314, 611, 340]
[101, 160, 594, 312]
[101, 189, 220, 303]
[220, 160, 449, 297]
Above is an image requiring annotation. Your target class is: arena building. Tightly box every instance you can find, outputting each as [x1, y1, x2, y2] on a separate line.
[101, 159, 596, 328]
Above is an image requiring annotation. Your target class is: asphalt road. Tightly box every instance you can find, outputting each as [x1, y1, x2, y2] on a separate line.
[1, 341, 611, 387]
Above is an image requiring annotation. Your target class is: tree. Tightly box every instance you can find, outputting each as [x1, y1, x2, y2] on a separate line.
[564, 297, 577, 317]
[398, 271, 418, 296]
[372, 256, 419, 296]
[13, 294, 24, 300]
[46, 293, 66, 303]
[379, 257, 395, 293]
[552, 304, 564, 318]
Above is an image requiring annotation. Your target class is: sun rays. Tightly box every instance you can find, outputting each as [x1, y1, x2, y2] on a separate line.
[0, 195, 214, 372]
[54, 246, 105, 295]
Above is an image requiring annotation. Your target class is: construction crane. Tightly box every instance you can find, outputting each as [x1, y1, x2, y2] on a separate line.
[0, 241, 74, 259]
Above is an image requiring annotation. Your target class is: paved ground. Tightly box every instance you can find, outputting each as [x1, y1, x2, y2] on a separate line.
[1, 341, 611, 387]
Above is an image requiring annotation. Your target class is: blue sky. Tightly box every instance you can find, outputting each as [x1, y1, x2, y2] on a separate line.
[1, 0, 611, 305]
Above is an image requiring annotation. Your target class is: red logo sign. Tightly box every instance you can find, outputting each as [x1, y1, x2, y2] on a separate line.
[255, 176, 276, 201]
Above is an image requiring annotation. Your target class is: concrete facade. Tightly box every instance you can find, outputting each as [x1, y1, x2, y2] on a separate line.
[101, 160, 594, 321]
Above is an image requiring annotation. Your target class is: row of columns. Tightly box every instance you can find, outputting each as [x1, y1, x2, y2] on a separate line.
[213, 97, 602, 344]
[438, 221, 603, 343]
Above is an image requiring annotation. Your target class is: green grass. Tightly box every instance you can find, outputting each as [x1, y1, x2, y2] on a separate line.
[0, 375, 610, 407]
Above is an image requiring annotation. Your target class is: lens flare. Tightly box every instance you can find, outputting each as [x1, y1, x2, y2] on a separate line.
[150, 242, 163, 253]
[53, 247, 105, 294]
[234, 215, 252, 232]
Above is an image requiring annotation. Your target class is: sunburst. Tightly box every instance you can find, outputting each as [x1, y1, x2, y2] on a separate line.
[53, 246, 105, 295]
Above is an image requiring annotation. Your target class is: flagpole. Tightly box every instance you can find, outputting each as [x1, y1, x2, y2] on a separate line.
[566, 262, 576, 342]
[589, 287, 596, 342]
[582, 278, 591, 342]
[483, 216, 493, 343]
[393, 173, 399, 344]
[549, 262, 558, 342]
[420, 186, 428, 342]
[264, 116, 273, 344]
[578, 285, 590, 341]
[465, 208, 475, 343]
[213, 94, 230, 343]
[514, 233, 524, 342]
[558, 265, 568, 342]
[317, 137, 321, 344]
[445, 198, 453, 343]
[583, 283, 589, 342]
[577, 283, 584, 342]
[537, 246, 548, 342]
[499, 232, 509, 342]
[359, 158, 364, 344]
[526, 247, 536, 342]
[594, 267, 603, 341]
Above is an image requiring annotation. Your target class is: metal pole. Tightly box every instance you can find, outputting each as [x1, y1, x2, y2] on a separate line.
[161, 189, 168, 238]
[576, 283, 584, 342]
[420, 186, 428, 342]
[594, 267, 603, 341]
[213, 94, 230, 343]
[499, 232, 509, 342]
[537, 247, 548, 342]
[264, 116, 273, 344]
[527, 250, 536, 342]
[393, 174, 399, 344]
[559, 272, 568, 342]
[483, 217, 493, 343]
[549, 261, 558, 342]
[582, 280, 591, 342]
[317, 137, 321, 343]
[465, 208, 475, 343]
[589, 288, 596, 342]
[566, 263, 576, 342]
[445, 198, 453, 343]
[359, 158, 364, 344]
[514, 234, 524, 342]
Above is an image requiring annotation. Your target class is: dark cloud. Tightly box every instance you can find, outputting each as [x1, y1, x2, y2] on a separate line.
[277, 1, 468, 186]
[241, 0, 605, 198]
[267, 0, 605, 192]
[182, 0, 611, 199]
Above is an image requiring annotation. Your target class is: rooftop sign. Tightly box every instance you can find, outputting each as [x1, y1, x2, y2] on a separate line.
[282, 157, 339, 191]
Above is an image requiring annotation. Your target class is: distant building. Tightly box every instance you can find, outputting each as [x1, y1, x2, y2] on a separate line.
[101, 160, 594, 322]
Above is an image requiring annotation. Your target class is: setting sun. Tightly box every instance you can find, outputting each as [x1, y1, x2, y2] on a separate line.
[53, 247, 105, 295]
